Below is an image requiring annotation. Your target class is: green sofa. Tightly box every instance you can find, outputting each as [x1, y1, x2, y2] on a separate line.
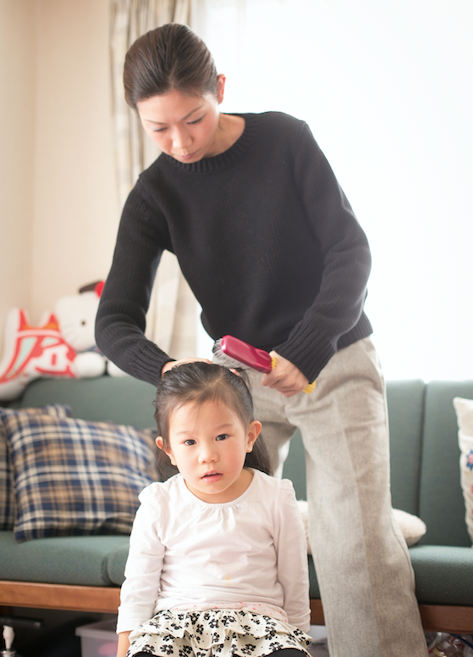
[1, 376, 472, 632]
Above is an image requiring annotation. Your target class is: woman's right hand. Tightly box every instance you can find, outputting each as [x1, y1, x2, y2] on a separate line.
[161, 357, 212, 376]
[261, 351, 310, 397]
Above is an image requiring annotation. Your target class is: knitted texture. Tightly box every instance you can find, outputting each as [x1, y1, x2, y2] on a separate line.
[96, 112, 372, 384]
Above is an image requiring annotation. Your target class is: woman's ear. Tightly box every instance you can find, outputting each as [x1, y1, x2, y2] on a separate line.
[246, 420, 262, 453]
[156, 436, 176, 465]
[216, 74, 226, 104]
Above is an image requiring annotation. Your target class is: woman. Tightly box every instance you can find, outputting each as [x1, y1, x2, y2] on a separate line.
[96, 23, 427, 657]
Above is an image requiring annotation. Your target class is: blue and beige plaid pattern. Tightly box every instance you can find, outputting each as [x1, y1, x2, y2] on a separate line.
[0, 405, 72, 531]
[0, 409, 158, 542]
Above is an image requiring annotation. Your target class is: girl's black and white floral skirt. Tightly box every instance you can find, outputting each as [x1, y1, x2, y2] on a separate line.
[127, 609, 312, 657]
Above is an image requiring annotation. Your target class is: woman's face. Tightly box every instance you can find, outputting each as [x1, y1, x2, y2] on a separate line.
[136, 77, 225, 164]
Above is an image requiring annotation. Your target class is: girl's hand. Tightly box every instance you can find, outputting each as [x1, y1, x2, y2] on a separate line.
[162, 357, 212, 376]
[261, 351, 309, 397]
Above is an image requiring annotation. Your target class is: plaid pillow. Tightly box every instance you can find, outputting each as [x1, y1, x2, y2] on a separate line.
[0, 405, 72, 531]
[0, 409, 158, 542]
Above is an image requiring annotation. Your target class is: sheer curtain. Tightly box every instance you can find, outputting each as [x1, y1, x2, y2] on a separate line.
[193, 0, 473, 380]
[110, 0, 197, 361]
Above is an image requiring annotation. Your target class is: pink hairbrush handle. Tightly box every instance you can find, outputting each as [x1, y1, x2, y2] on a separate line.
[218, 335, 316, 393]
[220, 335, 273, 373]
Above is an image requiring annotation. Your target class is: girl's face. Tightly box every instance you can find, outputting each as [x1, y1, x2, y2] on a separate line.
[136, 76, 225, 164]
[156, 399, 261, 504]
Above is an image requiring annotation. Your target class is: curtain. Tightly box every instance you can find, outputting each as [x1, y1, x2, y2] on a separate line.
[110, 0, 197, 360]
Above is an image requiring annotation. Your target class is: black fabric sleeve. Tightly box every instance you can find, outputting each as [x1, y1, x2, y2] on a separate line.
[275, 122, 372, 381]
[95, 183, 174, 385]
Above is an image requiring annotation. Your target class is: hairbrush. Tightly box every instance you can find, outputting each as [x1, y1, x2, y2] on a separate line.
[212, 335, 315, 394]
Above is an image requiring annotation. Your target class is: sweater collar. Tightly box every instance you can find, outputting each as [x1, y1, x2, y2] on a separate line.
[161, 113, 257, 174]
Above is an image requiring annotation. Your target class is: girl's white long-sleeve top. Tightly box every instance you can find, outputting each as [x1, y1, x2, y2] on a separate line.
[117, 470, 311, 634]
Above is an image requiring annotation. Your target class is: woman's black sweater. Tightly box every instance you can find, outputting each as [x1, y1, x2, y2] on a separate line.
[96, 111, 372, 385]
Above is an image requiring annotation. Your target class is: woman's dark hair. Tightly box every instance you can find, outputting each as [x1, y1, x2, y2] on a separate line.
[124, 23, 218, 109]
[154, 362, 271, 480]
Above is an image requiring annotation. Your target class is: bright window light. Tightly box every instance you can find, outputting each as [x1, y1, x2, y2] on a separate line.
[193, 0, 473, 381]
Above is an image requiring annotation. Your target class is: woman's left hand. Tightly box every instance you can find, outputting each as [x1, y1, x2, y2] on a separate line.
[261, 351, 309, 397]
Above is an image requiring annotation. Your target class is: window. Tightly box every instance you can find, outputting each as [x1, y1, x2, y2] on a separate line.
[194, 0, 473, 380]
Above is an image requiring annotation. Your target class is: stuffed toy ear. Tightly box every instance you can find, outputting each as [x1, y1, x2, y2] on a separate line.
[94, 281, 104, 297]
[78, 280, 104, 295]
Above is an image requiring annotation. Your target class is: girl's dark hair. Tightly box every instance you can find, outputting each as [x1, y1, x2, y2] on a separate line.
[124, 23, 218, 109]
[154, 362, 271, 480]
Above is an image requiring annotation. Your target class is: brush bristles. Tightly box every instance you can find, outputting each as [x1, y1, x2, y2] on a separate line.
[212, 339, 249, 369]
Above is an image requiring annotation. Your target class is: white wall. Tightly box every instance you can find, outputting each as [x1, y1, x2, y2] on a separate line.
[0, 0, 119, 357]
[31, 0, 119, 321]
[0, 0, 35, 337]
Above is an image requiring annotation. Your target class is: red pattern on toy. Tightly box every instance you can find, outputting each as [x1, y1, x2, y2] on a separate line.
[0, 309, 78, 401]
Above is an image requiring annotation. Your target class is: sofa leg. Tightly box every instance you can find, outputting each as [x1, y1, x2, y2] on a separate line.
[310, 600, 324, 626]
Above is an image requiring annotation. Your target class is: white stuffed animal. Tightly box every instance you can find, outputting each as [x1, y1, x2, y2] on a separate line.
[55, 281, 127, 378]
[0, 282, 127, 401]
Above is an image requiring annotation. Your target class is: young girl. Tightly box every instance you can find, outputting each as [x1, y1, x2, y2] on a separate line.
[117, 362, 311, 657]
[97, 23, 428, 657]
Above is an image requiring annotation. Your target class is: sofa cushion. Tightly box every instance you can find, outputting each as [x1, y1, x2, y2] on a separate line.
[306, 545, 473, 606]
[409, 544, 473, 605]
[453, 397, 473, 544]
[105, 539, 130, 586]
[419, 381, 473, 547]
[386, 380, 425, 516]
[281, 380, 427, 513]
[16, 376, 157, 429]
[0, 405, 72, 531]
[0, 530, 128, 586]
[0, 408, 159, 541]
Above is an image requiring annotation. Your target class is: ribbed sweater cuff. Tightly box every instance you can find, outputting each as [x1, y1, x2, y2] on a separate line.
[275, 326, 335, 384]
[128, 342, 173, 387]
[276, 314, 373, 383]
